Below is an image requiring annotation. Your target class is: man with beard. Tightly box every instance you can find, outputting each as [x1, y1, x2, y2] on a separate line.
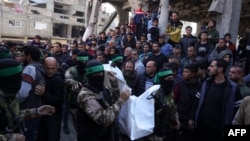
[139, 42, 152, 66]
[96, 52, 106, 64]
[195, 59, 242, 141]
[131, 49, 145, 75]
[146, 68, 180, 141]
[0, 58, 55, 141]
[135, 41, 143, 55]
[64, 51, 89, 131]
[123, 47, 132, 62]
[123, 60, 137, 94]
[76, 60, 131, 141]
[208, 38, 232, 63]
[181, 46, 197, 68]
[146, 42, 168, 73]
[52, 42, 70, 65]
[173, 64, 201, 141]
[134, 60, 157, 96]
[37, 57, 64, 141]
[16, 46, 46, 141]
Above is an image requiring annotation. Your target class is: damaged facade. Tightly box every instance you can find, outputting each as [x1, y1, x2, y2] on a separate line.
[1, 0, 250, 44]
[0, 0, 86, 43]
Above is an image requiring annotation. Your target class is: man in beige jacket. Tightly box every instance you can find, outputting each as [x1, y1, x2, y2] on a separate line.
[233, 96, 250, 125]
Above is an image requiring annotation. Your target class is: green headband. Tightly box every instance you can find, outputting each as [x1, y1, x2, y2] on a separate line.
[0, 65, 22, 76]
[77, 56, 89, 61]
[158, 69, 173, 77]
[86, 65, 104, 75]
[0, 52, 10, 59]
[154, 69, 173, 84]
[112, 56, 123, 62]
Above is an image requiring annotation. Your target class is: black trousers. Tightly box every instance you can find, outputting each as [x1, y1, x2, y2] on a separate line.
[37, 114, 62, 141]
[195, 124, 223, 141]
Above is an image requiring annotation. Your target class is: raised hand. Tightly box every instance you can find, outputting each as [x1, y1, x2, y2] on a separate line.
[119, 89, 131, 102]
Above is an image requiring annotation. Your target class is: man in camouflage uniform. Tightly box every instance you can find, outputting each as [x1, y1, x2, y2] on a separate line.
[64, 51, 89, 131]
[147, 68, 180, 141]
[76, 60, 131, 141]
[0, 58, 55, 141]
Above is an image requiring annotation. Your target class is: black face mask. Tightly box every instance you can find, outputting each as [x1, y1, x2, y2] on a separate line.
[77, 61, 86, 72]
[159, 78, 174, 95]
[0, 74, 21, 98]
[116, 62, 123, 70]
[88, 74, 104, 91]
[77, 61, 86, 82]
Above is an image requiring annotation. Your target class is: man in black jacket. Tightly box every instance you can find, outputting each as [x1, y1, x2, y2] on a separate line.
[146, 42, 168, 73]
[134, 60, 157, 96]
[180, 26, 197, 58]
[37, 57, 65, 141]
[173, 64, 201, 141]
[195, 59, 242, 141]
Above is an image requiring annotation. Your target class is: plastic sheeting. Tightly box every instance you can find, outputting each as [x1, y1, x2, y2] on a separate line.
[118, 85, 160, 140]
[103, 63, 160, 140]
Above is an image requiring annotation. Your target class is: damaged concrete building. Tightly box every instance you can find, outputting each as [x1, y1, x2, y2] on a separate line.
[0, 0, 86, 44]
[0, 0, 250, 45]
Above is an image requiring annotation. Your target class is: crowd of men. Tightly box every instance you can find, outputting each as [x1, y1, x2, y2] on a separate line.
[1, 3, 250, 141]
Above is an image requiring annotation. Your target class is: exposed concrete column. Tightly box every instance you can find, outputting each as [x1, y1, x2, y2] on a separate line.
[82, 0, 102, 42]
[119, 10, 129, 24]
[24, 36, 28, 44]
[114, 3, 129, 24]
[158, 0, 169, 35]
[67, 25, 72, 39]
[85, 0, 92, 27]
[196, 22, 202, 37]
[99, 11, 118, 32]
[25, 5, 29, 43]
[48, 1, 54, 38]
[215, 0, 242, 44]
[21, 0, 28, 43]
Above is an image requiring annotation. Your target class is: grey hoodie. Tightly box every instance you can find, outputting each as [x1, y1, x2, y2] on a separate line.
[217, 49, 232, 59]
